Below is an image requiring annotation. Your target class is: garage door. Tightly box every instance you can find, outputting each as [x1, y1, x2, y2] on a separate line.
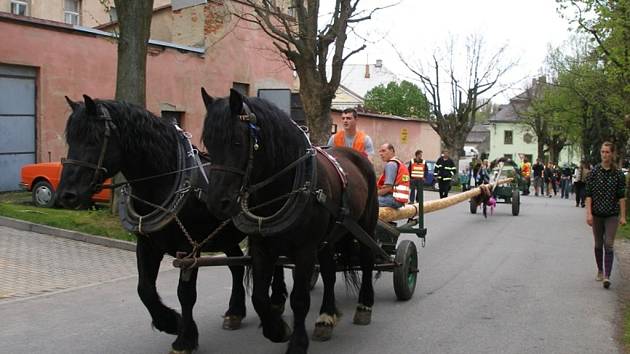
[0, 64, 36, 192]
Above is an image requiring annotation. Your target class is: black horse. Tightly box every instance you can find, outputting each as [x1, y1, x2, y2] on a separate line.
[56, 95, 287, 354]
[201, 88, 379, 354]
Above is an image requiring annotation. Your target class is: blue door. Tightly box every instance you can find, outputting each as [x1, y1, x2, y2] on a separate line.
[0, 64, 36, 192]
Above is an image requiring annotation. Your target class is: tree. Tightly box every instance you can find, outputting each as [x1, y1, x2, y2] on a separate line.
[557, 0, 630, 91]
[363, 80, 430, 118]
[541, 36, 628, 163]
[557, 0, 630, 162]
[231, 0, 395, 145]
[106, 0, 154, 213]
[399, 34, 516, 166]
[113, 0, 155, 106]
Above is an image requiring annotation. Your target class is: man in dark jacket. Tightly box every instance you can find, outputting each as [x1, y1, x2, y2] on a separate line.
[434, 150, 456, 199]
[532, 158, 544, 196]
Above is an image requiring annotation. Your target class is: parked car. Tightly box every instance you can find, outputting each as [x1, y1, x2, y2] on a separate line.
[424, 160, 438, 190]
[19, 162, 111, 207]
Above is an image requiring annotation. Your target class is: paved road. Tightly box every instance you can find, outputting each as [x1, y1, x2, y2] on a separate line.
[0, 192, 621, 353]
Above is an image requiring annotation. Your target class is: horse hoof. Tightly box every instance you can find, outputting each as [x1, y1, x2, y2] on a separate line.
[352, 306, 372, 325]
[271, 302, 285, 315]
[222, 315, 243, 330]
[169, 350, 192, 354]
[312, 323, 333, 341]
[265, 319, 292, 343]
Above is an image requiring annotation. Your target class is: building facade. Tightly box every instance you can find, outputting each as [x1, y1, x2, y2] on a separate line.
[488, 86, 580, 165]
[0, 2, 295, 191]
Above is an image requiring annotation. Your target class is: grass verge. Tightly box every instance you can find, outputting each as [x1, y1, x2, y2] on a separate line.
[0, 191, 135, 243]
[620, 212, 630, 353]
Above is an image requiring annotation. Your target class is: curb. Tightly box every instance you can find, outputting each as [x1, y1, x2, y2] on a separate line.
[0, 216, 136, 252]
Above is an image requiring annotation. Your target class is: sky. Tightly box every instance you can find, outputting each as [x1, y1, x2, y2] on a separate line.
[323, 0, 574, 105]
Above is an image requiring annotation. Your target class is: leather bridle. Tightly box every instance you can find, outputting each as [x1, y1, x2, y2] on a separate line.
[207, 102, 260, 199]
[61, 105, 117, 194]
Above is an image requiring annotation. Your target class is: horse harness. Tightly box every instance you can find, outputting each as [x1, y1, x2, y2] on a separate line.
[60, 102, 225, 260]
[211, 101, 390, 260]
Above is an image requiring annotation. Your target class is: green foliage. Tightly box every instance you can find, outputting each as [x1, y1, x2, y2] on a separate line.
[364, 80, 430, 118]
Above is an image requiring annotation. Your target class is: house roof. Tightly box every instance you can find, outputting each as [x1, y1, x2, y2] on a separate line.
[336, 84, 363, 102]
[488, 104, 521, 123]
[466, 124, 490, 143]
[339, 62, 399, 98]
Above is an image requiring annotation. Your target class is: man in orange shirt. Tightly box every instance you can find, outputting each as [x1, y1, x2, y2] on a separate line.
[328, 108, 374, 160]
[521, 157, 532, 195]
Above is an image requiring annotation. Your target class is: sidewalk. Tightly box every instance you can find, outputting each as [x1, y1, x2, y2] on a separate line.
[0, 218, 172, 303]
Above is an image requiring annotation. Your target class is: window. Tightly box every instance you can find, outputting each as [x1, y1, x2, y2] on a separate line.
[504, 154, 513, 160]
[64, 0, 81, 25]
[162, 111, 184, 127]
[232, 82, 250, 96]
[11, 0, 28, 16]
[287, 0, 297, 17]
[504, 130, 513, 145]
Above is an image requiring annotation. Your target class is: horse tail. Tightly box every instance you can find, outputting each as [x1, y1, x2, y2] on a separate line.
[335, 237, 362, 294]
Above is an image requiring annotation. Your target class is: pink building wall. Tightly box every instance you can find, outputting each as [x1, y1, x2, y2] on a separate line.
[331, 111, 442, 172]
[0, 12, 294, 162]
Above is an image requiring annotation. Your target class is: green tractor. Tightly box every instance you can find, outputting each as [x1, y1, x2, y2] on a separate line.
[470, 159, 526, 216]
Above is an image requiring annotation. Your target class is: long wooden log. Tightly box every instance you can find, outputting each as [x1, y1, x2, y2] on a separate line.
[378, 178, 513, 222]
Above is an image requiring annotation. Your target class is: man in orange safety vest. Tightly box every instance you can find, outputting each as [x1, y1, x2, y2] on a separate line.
[377, 143, 410, 208]
[407, 149, 425, 204]
[327, 108, 374, 161]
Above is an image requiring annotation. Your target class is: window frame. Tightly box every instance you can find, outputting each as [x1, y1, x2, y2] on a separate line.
[10, 0, 28, 16]
[64, 0, 81, 25]
[504, 130, 513, 145]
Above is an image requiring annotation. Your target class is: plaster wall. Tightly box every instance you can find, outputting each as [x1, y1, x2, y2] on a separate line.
[0, 14, 293, 162]
[489, 122, 580, 165]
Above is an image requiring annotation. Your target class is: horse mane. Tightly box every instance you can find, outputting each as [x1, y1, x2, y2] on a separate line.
[202, 96, 306, 172]
[65, 99, 179, 172]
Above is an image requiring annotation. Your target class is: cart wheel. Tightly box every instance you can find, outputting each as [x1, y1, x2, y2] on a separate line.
[292, 265, 319, 290]
[469, 200, 477, 214]
[394, 240, 418, 301]
[512, 190, 520, 216]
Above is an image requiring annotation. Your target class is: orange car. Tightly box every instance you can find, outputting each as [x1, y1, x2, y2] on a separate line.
[20, 162, 111, 207]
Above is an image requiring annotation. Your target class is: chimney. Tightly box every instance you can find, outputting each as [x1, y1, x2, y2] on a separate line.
[375, 59, 383, 68]
[538, 75, 546, 84]
[364, 64, 370, 78]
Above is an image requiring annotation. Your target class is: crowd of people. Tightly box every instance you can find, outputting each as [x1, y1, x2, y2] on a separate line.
[526, 158, 591, 207]
[328, 109, 627, 290]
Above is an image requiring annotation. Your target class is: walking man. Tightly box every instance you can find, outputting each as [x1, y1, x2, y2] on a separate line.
[407, 149, 425, 204]
[532, 158, 544, 196]
[434, 150, 456, 199]
[574, 160, 589, 207]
